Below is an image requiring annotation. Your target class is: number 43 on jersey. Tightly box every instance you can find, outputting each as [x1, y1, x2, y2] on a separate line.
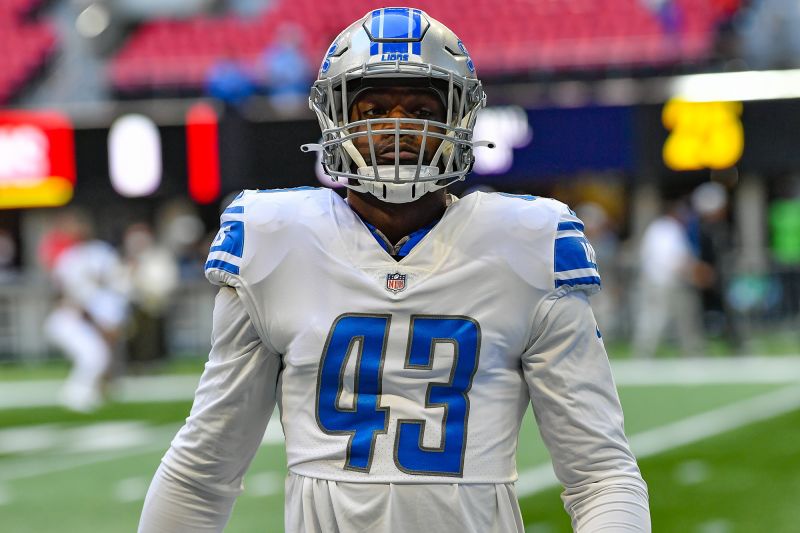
[315, 314, 481, 476]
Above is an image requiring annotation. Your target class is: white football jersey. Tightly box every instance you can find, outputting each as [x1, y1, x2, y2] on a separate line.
[205, 187, 601, 484]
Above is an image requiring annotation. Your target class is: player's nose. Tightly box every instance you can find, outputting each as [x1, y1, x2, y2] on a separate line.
[384, 105, 421, 127]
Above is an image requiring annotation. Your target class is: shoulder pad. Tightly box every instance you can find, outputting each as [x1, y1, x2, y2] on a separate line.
[204, 187, 327, 286]
[477, 193, 601, 294]
[205, 196, 248, 286]
[552, 203, 601, 294]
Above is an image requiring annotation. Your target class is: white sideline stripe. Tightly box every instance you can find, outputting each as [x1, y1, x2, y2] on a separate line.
[0, 484, 11, 506]
[0, 424, 181, 482]
[2, 385, 799, 489]
[609, 356, 800, 385]
[113, 477, 150, 503]
[516, 383, 800, 497]
[244, 472, 283, 497]
[0, 375, 201, 409]
[0, 416, 284, 482]
[1, 357, 799, 410]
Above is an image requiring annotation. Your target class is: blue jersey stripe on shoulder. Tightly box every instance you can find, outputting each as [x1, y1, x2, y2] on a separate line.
[557, 221, 584, 232]
[205, 259, 240, 276]
[223, 206, 244, 214]
[209, 220, 244, 258]
[555, 276, 601, 288]
[555, 235, 598, 273]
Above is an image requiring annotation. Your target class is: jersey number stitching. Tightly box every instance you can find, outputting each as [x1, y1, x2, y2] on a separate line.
[315, 313, 481, 476]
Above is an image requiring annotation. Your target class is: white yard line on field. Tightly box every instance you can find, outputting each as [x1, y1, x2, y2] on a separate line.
[609, 356, 800, 386]
[0, 416, 285, 482]
[0, 424, 180, 482]
[1, 359, 799, 489]
[5, 383, 800, 491]
[0, 375, 201, 409]
[0, 484, 11, 506]
[113, 477, 151, 503]
[516, 383, 800, 497]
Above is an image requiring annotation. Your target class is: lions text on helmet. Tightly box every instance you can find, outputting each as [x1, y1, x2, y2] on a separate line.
[301, 7, 495, 203]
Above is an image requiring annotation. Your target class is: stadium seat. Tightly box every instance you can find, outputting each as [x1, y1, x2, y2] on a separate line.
[0, 0, 56, 105]
[109, 0, 738, 95]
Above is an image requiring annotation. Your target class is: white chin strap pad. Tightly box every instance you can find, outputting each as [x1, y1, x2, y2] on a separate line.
[357, 180, 444, 203]
[352, 165, 442, 203]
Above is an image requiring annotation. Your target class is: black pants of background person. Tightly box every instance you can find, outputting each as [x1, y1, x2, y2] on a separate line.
[126, 305, 167, 372]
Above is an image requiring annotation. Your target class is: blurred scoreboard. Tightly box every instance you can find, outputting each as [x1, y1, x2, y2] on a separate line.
[3, 97, 800, 210]
[0, 111, 76, 208]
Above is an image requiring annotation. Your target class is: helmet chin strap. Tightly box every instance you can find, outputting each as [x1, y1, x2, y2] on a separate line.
[354, 164, 442, 203]
[354, 178, 445, 203]
[339, 139, 443, 203]
[303, 136, 495, 204]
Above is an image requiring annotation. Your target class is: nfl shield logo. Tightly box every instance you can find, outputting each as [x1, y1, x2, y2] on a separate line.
[386, 272, 407, 293]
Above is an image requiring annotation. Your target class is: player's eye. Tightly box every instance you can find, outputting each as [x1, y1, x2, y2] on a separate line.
[415, 108, 435, 118]
[363, 106, 386, 117]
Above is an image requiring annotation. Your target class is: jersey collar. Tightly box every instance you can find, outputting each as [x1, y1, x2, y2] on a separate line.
[348, 194, 457, 259]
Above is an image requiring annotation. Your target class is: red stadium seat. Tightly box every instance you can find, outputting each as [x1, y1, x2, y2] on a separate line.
[109, 0, 738, 94]
[0, 2, 57, 105]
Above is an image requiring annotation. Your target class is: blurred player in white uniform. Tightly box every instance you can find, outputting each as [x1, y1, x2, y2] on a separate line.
[44, 211, 129, 412]
[139, 7, 650, 532]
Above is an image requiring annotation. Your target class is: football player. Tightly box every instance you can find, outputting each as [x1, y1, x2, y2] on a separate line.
[139, 7, 650, 532]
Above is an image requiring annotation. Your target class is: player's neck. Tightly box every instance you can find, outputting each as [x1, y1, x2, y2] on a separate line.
[346, 189, 448, 245]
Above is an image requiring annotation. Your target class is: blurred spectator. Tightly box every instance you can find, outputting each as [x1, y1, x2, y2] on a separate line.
[632, 199, 711, 358]
[41, 210, 129, 413]
[768, 194, 800, 318]
[226, 0, 268, 17]
[38, 220, 81, 272]
[122, 222, 180, 371]
[204, 56, 256, 109]
[260, 24, 312, 116]
[640, 0, 682, 35]
[692, 182, 742, 351]
[158, 201, 208, 280]
[0, 228, 19, 282]
[576, 202, 622, 339]
[737, 0, 800, 69]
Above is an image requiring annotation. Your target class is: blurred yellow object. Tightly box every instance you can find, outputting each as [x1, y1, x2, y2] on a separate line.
[662, 99, 744, 171]
[0, 176, 74, 209]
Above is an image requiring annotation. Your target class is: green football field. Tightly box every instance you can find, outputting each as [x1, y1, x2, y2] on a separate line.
[1, 357, 799, 533]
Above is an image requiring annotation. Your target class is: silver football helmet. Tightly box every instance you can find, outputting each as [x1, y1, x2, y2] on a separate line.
[301, 7, 494, 203]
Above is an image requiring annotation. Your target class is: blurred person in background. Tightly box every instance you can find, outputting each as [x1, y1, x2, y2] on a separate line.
[122, 222, 180, 372]
[0, 228, 19, 283]
[691, 181, 742, 352]
[640, 0, 682, 36]
[41, 209, 130, 413]
[158, 200, 209, 280]
[737, 0, 800, 69]
[204, 53, 256, 110]
[768, 186, 800, 321]
[260, 24, 312, 116]
[576, 201, 623, 339]
[632, 198, 713, 358]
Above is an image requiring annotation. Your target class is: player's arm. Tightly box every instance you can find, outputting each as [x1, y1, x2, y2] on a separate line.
[138, 286, 281, 533]
[522, 291, 651, 532]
